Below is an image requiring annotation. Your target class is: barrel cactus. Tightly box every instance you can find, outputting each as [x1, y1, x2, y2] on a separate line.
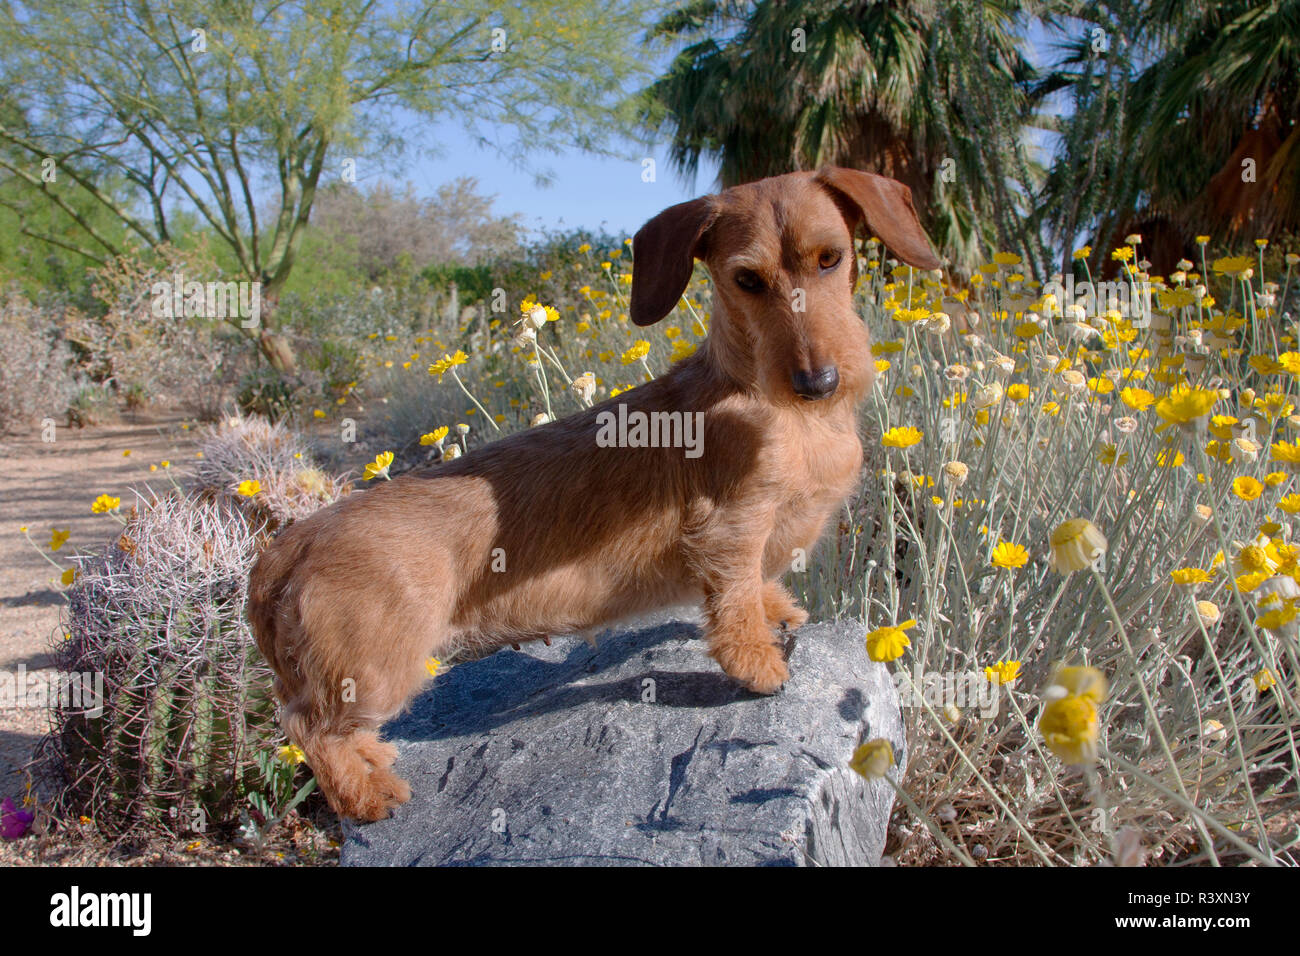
[37, 413, 347, 836]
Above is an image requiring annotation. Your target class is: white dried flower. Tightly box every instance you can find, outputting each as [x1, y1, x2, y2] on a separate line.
[571, 372, 596, 404]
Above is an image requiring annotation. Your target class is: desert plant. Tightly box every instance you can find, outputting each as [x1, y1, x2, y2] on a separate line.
[235, 368, 301, 423]
[77, 243, 239, 412]
[36, 490, 281, 837]
[192, 412, 350, 529]
[0, 287, 82, 434]
[35, 412, 349, 837]
[64, 383, 117, 429]
[241, 746, 317, 847]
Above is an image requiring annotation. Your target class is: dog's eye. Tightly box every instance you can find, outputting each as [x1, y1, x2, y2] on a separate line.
[735, 270, 764, 293]
[819, 250, 843, 271]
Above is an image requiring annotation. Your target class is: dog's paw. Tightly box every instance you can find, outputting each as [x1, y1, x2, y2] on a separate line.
[771, 604, 809, 632]
[710, 636, 790, 694]
[762, 582, 809, 632]
[345, 770, 412, 822]
[371, 768, 413, 809]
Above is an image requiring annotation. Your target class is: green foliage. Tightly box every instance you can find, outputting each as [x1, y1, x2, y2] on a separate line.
[0, 178, 128, 302]
[644, 0, 1049, 272]
[277, 230, 365, 300]
[1039, 0, 1300, 260]
[243, 750, 317, 846]
[421, 263, 497, 304]
[0, 0, 655, 312]
[236, 367, 301, 423]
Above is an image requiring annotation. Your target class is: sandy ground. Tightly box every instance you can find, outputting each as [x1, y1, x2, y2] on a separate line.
[0, 410, 191, 803]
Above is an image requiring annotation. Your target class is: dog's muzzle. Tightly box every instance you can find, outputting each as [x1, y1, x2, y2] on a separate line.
[792, 366, 839, 400]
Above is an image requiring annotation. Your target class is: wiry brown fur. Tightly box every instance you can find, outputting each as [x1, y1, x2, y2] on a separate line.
[247, 167, 940, 820]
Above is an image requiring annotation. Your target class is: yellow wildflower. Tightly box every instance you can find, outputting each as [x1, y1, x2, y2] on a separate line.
[1119, 387, 1155, 411]
[849, 739, 894, 779]
[984, 660, 1022, 685]
[420, 426, 450, 448]
[865, 619, 914, 662]
[1154, 385, 1218, 431]
[363, 451, 394, 481]
[881, 426, 923, 449]
[1232, 476, 1264, 501]
[1038, 666, 1108, 766]
[1170, 567, 1212, 588]
[427, 350, 469, 381]
[620, 340, 650, 365]
[277, 744, 306, 766]
[1048, 518, 1107, 573]
[990, 541, 1029, 570]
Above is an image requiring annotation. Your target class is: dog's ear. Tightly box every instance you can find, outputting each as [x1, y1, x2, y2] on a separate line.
[814, 167, 941, 270]
[630, 196, 716, 327]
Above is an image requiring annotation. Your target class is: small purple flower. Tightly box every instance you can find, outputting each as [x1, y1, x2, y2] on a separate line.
[0, 796, 35, 840]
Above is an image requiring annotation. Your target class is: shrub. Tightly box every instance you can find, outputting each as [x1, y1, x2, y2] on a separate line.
[235, 367, 301, 423]
[0, 288, 82, 434]
[64, 383, 117, 429]
[76, 244, 249, 419]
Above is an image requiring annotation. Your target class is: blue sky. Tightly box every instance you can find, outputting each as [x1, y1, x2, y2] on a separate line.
[404, 128, 721, 240]
[388, 13, 1072, 241]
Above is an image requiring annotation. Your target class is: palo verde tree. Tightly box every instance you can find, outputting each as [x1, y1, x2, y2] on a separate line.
[0, 0, 652, 370]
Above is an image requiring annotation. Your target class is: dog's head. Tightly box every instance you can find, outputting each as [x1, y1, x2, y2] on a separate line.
[630, 167, 940, 406]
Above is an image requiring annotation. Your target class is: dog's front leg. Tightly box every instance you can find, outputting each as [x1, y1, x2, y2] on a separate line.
[762, 580, 809, 633]
[703, 568, 790, 695]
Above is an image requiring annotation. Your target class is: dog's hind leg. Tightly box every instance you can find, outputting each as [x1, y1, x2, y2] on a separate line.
[280, 575, 457, 821]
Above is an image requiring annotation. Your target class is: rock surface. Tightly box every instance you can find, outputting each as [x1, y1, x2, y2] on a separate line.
[341, 618, 905, 866]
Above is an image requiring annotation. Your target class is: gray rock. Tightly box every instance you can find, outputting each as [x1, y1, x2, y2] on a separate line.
[341, 618, 905, 866]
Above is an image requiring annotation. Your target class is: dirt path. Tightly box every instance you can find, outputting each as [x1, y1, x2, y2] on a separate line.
[0, 410, 192, 803]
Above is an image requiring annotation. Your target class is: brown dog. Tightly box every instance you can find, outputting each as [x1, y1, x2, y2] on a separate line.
[247, 167, 940, 821]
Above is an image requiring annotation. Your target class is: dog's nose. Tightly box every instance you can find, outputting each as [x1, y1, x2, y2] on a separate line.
[791, 366, 839, 400]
